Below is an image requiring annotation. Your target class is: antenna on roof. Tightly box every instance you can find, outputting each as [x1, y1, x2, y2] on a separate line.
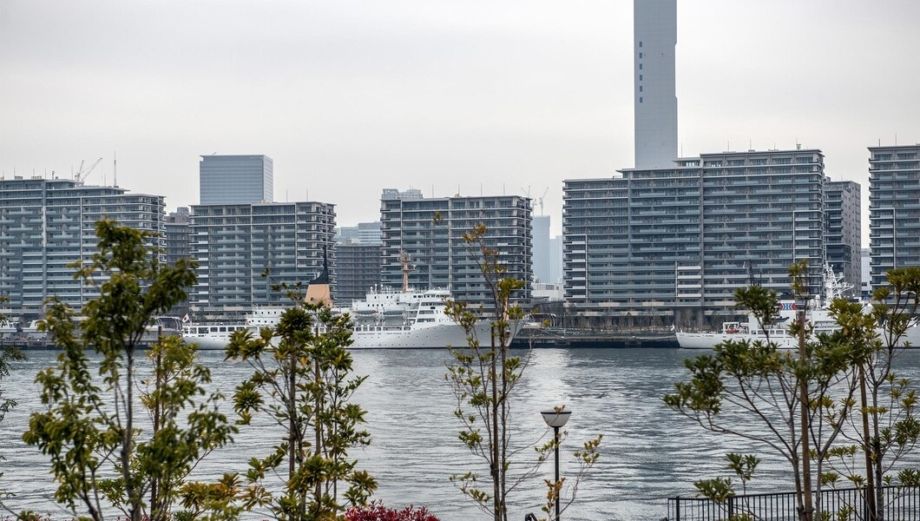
[113, 151, 117, 187]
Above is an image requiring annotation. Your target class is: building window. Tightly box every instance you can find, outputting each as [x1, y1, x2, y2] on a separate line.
[639, 86, 643, 92]
[639, 97, 643, 103]
[639, 41, 643, 47]
[639, 52, 643, 58]
[639, 63, 643, 70]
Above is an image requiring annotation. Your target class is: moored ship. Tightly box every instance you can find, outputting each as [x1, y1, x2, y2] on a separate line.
[677, 264, 920, 349]
[182, 252, 520, 350]
[182, 288, 517, 350]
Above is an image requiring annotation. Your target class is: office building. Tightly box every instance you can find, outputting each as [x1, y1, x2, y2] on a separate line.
[824, 181, 861, 293]
[861, 247, 871, 300]
[336, 221, 382, 245]
[634, 0, 678, 169]
[0, 177, 164, 318]
[199, 155, 273, 205]
[533, 215, 552, 283]
[334, 243, 382, 306]
[548, 235, 564, 284]
[189, 201, 335, 319]
[869, 145, 920, 289]
[564, 148, 827, 328]
[380, 189, 532, 309]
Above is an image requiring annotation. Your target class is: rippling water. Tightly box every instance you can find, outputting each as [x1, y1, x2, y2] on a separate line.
[4, 348, 920, 520]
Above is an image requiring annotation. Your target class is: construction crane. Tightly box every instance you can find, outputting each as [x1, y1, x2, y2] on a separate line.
[74, 157, 103, 183]
[536, 187, 549, 216]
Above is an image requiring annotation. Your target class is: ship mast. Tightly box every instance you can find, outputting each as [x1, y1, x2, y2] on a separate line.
[400, 250, 411, 292]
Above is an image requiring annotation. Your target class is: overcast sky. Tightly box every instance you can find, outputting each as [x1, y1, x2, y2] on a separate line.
[2, 0, 918, 240]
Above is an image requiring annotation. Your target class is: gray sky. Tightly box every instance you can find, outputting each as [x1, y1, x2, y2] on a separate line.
[2, 0, 918, 240]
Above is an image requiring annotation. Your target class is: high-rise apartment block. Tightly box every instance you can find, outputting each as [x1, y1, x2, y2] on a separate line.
[380, 189, 532, 309]
[869, 145, 920, 289]
[334, 243, 381, 306]
[189, 201, 335, 319]
[0, 177, 164, 318]
[199, 155, 273, 205]
[334, 222, 382, 306]
[564, 148, 834, 328]
[634, 0, 678, 169]
[824, 181, 861, 293]
[165, 207, 192, 316]
[165, 207, 191, 267]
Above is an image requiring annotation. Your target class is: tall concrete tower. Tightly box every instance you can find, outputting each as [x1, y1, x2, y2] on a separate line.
[634, 0, 678, 169]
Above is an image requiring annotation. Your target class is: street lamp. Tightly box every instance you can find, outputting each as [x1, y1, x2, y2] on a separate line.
[541, 406, 572, 521]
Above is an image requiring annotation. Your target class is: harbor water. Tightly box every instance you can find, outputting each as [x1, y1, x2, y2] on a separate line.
[3, 347, 920, 520]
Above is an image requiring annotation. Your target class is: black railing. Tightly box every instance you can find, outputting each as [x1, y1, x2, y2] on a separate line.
[667, 485, 920, 520]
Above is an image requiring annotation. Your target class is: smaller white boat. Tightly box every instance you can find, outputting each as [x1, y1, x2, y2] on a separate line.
[677, 264, 920, 349]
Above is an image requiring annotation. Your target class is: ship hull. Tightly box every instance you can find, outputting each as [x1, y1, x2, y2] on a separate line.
[350, 321, 495, 349]
[185, 320, 519, 351]
[678, 325, 920, 350]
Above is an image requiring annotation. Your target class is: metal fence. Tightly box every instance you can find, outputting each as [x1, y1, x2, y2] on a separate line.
[666, 486, 920, 520]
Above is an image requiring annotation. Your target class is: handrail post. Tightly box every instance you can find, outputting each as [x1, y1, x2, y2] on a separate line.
[728, 495, 735, 519]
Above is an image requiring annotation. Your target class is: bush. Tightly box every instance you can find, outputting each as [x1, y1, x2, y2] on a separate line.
[345, 503, 440, 521]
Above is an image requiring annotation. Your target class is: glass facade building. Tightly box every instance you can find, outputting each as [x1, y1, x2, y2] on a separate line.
[199, 155, 273, 205]
[869, 145, 920, 289]
[0, 177, 164, 319]
[380, 189, 532, 310]
[564, 148, 833, 329]
[189, 201, 335, 320]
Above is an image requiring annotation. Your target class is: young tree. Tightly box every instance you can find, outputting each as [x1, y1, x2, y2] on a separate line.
[826, 267, 920, 520]
[445, 224, 601, 521]
[23, 220, 235, 521]
[226, 301, 376, 520]
[664, 261, 857, 521]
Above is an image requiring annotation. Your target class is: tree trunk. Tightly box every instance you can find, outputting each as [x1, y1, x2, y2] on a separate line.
[859, 365, 878, 520]
[150, 331, 163, 521]
[314, 356, 323, 516]
[124, 345, 141, 521]
[491, 321, 502, 521]
[797, 308, 813, 521]
[872, 385, 884, 521]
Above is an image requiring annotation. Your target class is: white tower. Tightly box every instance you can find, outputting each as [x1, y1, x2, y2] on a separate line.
[634, 0, 678, 169]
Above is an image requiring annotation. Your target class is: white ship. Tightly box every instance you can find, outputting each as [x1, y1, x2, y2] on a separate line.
[677, 264, 920, 349]
[183, 252, 520, 350]
[182, 288, 516, 350]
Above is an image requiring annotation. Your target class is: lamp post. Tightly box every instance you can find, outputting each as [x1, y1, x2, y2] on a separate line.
[541, 406, 572, 521]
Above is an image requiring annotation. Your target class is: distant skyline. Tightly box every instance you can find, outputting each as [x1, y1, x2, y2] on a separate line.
[2, 0, 919, 240]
